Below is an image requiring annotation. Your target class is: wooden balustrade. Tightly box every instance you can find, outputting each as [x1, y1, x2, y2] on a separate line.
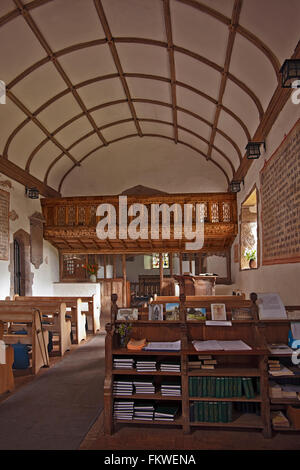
[41, 193, 237, 254]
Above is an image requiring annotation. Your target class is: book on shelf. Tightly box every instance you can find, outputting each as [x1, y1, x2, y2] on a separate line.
[271, 411, 290, 428]
[127, 338, 147, 351]
[154, 405, 179, 421]
[267, 344, 293, 355]
[192, 340, 252, 352]
[143, 340, 181, 351]
[190, 401, 233, 423]
[189, 376, 258, 399]
[159, 359, 181, 372]
[269, 365, 294, 377]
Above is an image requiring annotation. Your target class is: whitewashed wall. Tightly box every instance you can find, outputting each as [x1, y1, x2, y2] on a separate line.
[231, 99, 300, 304]
[0, 178, 59, 299]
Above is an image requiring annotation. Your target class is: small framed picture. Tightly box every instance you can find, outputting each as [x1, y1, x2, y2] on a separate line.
[117, 308, 138, 321]
[148, 304, 163, 321]
[211, 303, 226, 321]
[166, 303, 180, 321]
[187, 307, 206, 321]
[231, 308, 253, 320]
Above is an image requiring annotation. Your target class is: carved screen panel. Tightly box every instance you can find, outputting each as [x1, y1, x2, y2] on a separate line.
[0, 189, 9, 260]
[260, 119, 300, 265]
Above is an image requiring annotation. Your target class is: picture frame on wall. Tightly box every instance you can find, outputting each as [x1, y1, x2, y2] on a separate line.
[211, 303, 227, 321]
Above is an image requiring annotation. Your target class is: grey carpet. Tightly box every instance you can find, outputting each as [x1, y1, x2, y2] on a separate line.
[0, 334, 106, 450]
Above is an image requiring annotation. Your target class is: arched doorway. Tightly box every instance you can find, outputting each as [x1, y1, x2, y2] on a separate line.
[13, 238, 22, 296]
[9, 229, 33, 298]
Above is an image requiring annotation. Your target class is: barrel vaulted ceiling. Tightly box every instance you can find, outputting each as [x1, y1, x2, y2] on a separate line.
[0, 0, 299, 197]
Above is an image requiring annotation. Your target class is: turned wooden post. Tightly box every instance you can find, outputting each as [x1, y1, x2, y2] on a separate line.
[250, 292, 259, 321]
[122, 254, 127, 307]
[111, 293, 118, 324]
[104, 322, 114, 435]
[159, 252, 164, 294]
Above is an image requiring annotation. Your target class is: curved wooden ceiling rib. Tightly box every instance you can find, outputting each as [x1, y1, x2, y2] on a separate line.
[43, 117, 235, 186]
[2, 0, 280, 89]
[57, 133, 231, 194]
[1, 0, 281, 81]
[0, 0, 282, 195]
[26, 96, 243, 176]
[20, 72, 251, 172]
[175, 0, 281, 78]
[7, 37, 265, 119]
[5, 74, 249, 172]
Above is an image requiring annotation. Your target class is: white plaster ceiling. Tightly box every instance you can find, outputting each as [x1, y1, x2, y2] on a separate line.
[0, 0, 299, 196]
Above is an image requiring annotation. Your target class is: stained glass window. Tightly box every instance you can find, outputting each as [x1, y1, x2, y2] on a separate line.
[152, 253, 169, 269]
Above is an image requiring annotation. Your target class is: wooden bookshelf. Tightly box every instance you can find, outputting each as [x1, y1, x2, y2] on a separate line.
[104, 291, 272, 437]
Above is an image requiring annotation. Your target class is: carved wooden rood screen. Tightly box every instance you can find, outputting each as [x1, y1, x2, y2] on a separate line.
[41, 193, 237, 255]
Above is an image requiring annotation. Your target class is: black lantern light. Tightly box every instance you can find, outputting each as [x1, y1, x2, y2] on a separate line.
[246, 141, 265, 160]
[280, 59, 300, 88]
[25, 187, 39, 199]
[229, 181, 242, 193]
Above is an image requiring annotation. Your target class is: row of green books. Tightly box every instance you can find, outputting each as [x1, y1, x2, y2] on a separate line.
[190, 401, 233, 423]
[189, 376, 259, 399]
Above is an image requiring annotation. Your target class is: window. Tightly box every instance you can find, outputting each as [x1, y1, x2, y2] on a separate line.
[152, 253, 169, 269]
[240, 187, 258, 270]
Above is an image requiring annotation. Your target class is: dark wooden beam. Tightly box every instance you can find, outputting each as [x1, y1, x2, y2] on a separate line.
[0, 155, 60, 198]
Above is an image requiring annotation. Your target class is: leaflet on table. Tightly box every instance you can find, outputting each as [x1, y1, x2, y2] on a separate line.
[143, 340, 181, 351]
[205, 321, 232, 326]
[192, 339, 252, 351]
[257, 293, 287, 320]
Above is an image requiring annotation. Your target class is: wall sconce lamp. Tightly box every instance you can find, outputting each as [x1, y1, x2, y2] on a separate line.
[246, 141, 266, 160]
[25, 187, 39, 199]
[229, 180, 244, 193]
[280, 59, 300, 88]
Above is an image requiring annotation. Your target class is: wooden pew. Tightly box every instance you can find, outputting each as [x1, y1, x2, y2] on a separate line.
[0, 306, 49, 375]
[0, 322, 14, 394]
[15, 295, 100, 339]
[14, 296, 89, 344]
[2, 300, 72, 356]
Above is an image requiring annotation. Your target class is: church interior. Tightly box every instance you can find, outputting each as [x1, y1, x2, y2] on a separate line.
[0, 0, 299, 452]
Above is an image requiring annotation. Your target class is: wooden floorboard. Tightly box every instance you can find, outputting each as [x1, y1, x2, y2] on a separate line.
[79, 411, 300, 450]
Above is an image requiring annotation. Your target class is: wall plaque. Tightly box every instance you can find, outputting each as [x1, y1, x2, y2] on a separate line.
[29, 212, 45, 269]
[0, 189, 9, 260]
[260, 119, 300, 265]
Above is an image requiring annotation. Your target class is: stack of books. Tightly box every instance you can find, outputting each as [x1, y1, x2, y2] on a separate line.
[269, 381, 283, 399]
[201, 359, 218, 370]
[154, 405, 179, 421]
[136, 358, 157, 372]
[160, 360, 181, 373]
[189, 376, 259, 399]
[271, 411, 290, 428]
[188, 360, 202, 370]
[190, 401, 233, 423]
[268, 360, 281, 372]
[133, 402, 155, 421]
[161, 380, 181, 397]
[113, 380, 134, 396]
[188, 355, 218, 370]
[133, 379, 155, 394]
[113, 400, 134, 420]
[113, 357, 135, 370]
